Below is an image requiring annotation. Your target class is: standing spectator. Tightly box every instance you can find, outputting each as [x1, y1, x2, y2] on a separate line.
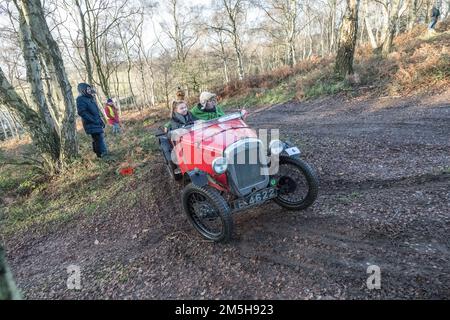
[429, 5, 440, 30]
[76, 83, 108, 158]
[104, 98, 121, 135]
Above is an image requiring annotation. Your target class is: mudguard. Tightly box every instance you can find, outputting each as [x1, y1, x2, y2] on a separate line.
[187, 169, 208, 187]
[281, 141, 302, 158]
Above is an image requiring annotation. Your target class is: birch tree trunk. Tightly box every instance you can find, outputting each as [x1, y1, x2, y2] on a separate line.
[408, 0, 418, 30]
[286, 0, 298, 66]
[74, 0, 94, 84]
[329, 0, 338, 53]
[364, 0, 379, 49]
[223, 0, 245, 80]
[4, 107, 20, 138]
[382, 0, 402, 57]
[20, 0, 78, 161]
[334, 0, 360, 77]
[0, 110, 8, 140]
[0, 67, 60, 171]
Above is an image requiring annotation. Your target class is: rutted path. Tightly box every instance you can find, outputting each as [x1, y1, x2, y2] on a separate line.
[5, 90, 450, 299]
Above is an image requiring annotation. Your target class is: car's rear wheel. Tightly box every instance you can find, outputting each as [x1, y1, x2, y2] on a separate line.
[182, 183, 233, 242]
[273, 156, 319, 210]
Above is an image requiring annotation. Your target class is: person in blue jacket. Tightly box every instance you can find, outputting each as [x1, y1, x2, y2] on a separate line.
[76, 83, 108, 158]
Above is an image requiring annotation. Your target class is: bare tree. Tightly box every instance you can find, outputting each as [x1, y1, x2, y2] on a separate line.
[74, 0, 94, 84]
[17, 0, 78, 160]
[363, 0, 379, 49]
[208, 27, 231, 84]
[161, 0, 199, 64]
[211, 0, 246, 80]
[334, 0, 360, 76]
[117, 18, 141, 108]
[382, 0, 402, 56]
[254, 0, 300, 67]
[0, 0, 79, 172]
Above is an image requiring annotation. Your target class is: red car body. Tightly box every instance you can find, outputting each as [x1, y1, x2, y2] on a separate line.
[170, 113, 264, 194]
[157, 111, 319, 242]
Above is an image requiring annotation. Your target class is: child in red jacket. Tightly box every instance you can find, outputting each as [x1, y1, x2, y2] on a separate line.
[104, 98, 121, 134]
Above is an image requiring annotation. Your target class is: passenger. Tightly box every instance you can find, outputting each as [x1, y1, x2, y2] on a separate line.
[166, 100, 197, 131]
[190, 92, 225, 121]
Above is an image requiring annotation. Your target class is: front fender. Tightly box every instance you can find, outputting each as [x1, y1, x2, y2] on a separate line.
[187, 169, 208, 187]
[281, 141, 301, 158]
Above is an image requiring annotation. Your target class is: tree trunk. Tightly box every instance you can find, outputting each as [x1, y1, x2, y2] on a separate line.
[233, 32, 244, 80]
[285, 0, 298, 66]
[15, 5, 61, 167]
[5, 107, 20, 138]
[329, 0, 338, 53]
[4, 107, 22, 138]
[20, 0, 79, 161]
[218, 31, 230, 83]
[222, 0, 244, 80]
[118, 29, 136, 109]
[0, 110, 8, 140]
[0, 67, 61, 172]
[0, 246, 21, 300]
[364, 0, 378, 49]
[382, 0, 402, 57]
[334, 0, 360, 77]
[74, 0, 94, 84]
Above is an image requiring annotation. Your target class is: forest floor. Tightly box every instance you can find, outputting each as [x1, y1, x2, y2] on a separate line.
[2, 87, 449, 299]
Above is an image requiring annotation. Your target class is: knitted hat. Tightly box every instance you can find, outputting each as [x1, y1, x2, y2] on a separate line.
[106, 98, 114, 105]
[199, 92, 216, 108]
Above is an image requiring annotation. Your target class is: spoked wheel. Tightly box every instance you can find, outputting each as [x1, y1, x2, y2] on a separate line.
[182, 183, 233, 242]
[273, 156, 319, 210]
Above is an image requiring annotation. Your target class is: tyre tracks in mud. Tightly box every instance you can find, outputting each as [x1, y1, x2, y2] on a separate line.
[319, 172, 450, 195]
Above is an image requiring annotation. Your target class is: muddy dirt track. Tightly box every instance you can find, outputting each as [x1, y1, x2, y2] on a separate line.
[5, 90, 450, 299]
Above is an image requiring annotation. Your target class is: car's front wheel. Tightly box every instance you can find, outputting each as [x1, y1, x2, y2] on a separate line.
[273, 156, 319, 210]
[182, 183, 233, 242]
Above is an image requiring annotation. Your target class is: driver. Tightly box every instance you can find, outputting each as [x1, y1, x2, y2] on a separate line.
[190, 91, 225, 120]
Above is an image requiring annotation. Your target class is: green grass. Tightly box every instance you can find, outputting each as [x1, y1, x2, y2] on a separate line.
[221, 79, 297, 110]
[0, 112, 160, 238]
[220, 68, 353, 109]
[303, 79, 351, 99]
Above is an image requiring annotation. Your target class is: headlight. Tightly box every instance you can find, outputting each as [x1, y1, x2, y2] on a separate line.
[269, 140, 284, 155]
[212, 157, 228, 174]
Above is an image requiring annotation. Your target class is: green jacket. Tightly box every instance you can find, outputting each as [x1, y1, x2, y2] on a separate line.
[190, 103, 225, 121]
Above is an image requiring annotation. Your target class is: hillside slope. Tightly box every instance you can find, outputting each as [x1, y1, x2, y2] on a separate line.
[219, 24, 450, 110]
[2, 87, 449, 299]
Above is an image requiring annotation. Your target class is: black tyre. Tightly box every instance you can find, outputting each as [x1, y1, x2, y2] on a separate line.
[182, 183, 233, 242]
[273, 156, 319, 210]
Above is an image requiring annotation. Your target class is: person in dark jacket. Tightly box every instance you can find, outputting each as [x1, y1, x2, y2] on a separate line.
[429, 5, 440, 30]
[76, 83, 108, 158]
[167, 100, 197, 131]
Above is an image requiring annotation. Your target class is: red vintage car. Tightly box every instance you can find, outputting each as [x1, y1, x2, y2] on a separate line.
[156, 111, 319, 242]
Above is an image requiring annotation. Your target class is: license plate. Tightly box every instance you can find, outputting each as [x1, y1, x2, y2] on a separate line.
[231, 187, 278, 211]
[285, 146, 300, 156]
